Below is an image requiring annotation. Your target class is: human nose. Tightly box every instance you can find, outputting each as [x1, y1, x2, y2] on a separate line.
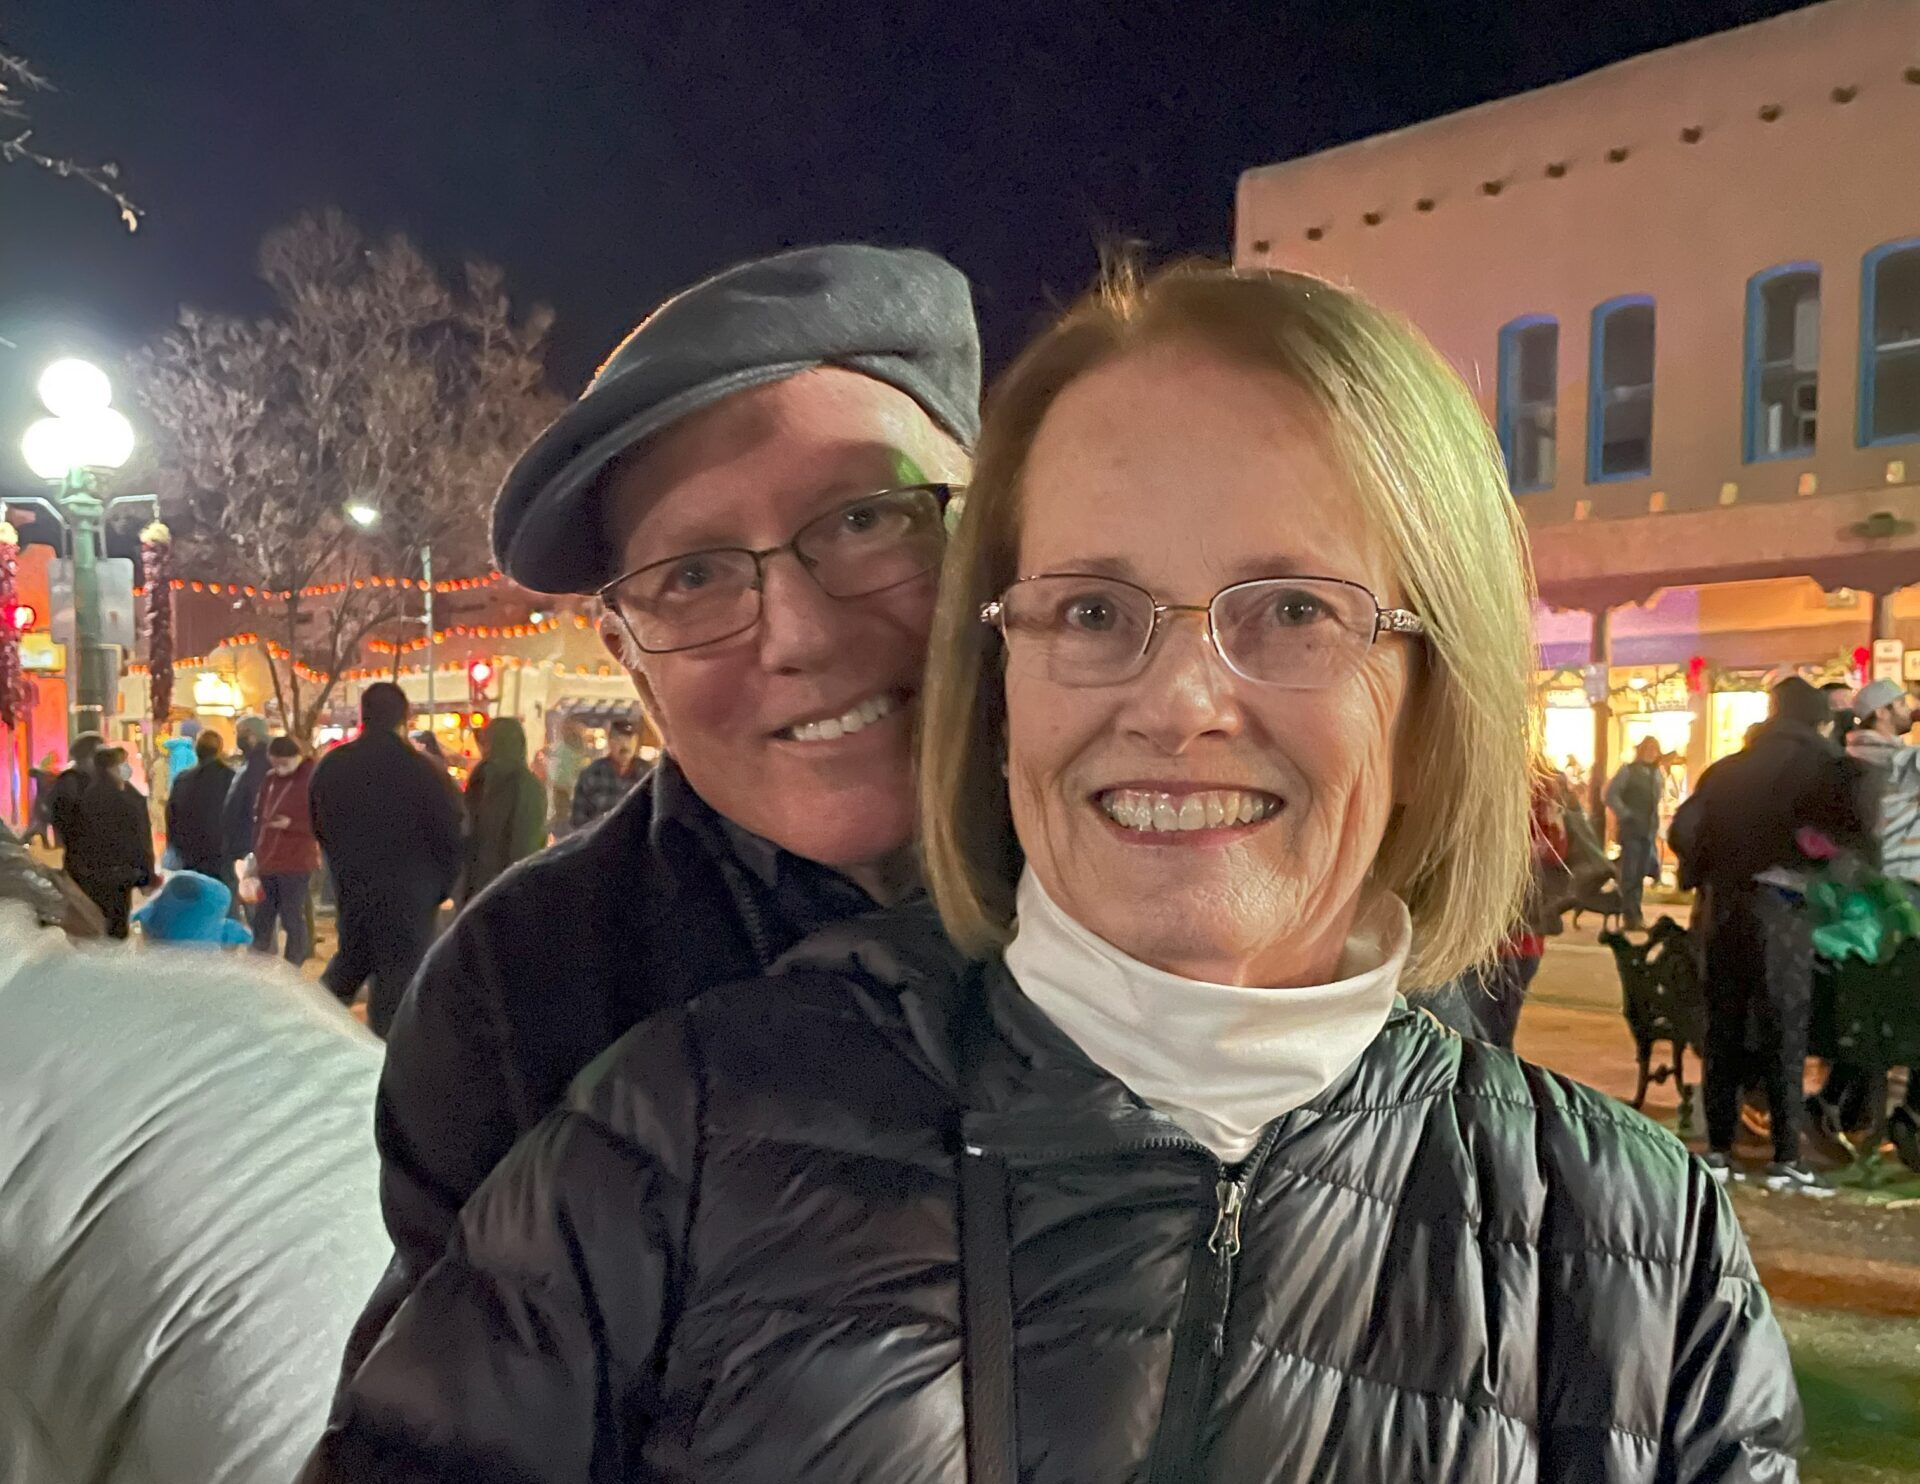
[1118, 609, 1243, 752]
[753, 547, 848, 673]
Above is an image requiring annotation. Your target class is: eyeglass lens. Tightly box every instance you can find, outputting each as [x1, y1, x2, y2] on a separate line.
[998, 574, 1381, 689]
[609, 487, 946, 653]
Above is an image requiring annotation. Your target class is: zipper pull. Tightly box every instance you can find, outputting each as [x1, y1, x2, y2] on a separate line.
[1207, 1179, 1244, 1259]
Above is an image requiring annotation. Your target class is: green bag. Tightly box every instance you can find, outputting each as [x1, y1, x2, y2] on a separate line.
[1806, 873, 1920, 966]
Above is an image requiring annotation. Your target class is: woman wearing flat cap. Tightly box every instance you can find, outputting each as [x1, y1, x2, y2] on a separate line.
[312, 265, 1796, 1481]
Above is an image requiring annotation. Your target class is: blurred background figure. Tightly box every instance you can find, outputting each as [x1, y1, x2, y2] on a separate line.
[542, 717, 589, 839]
[1606, 736, 1664, 930]
[133, 870, 253, 949]
[222, 717, 272, 888]
[46, 732, 104, 854]
[165, 728, 235, 886]
[459, 717, 547, 906]
[60, 746, 153, 940]
[569, 716, 645, 831]
[310, 683, 462, 1036]
[251, 737, 319, 966]
[25, 753, 62, 848]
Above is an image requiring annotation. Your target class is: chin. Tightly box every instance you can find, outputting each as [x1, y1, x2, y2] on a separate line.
[761, 803, 916, 872]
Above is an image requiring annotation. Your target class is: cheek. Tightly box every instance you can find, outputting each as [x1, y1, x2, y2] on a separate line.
[870, 575, 939, 656]
[640, 655, 759, 744]
[1004, 669, 1101, 826]
[1279, 657, 1408, 831]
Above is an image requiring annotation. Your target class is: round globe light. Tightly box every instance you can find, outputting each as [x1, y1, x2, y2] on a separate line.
[21, 417, 77, 480]
[37, 358, 113, 419]
[73, 406, 135, 470]
[346, 501, 382, 529]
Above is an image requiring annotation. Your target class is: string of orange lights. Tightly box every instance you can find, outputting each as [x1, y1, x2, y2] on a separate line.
[365, 614, 590, 654]
[133, 570, 511, 600]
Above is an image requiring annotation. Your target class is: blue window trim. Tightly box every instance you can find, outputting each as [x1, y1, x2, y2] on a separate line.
[1588, 294, 1656, 483]
[1743, 261, 1820, 464]
[1496, 314, 1557, 494]
[1859, 237, 1920, 448]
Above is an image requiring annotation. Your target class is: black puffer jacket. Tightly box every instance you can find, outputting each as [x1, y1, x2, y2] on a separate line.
[311, 908, 1800, 1483]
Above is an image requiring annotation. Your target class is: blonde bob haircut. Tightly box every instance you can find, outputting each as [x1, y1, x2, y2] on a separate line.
[918, 262, 1537, 989]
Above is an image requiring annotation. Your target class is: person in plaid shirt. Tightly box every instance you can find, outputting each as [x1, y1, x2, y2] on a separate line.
[569, 718, 645, 830]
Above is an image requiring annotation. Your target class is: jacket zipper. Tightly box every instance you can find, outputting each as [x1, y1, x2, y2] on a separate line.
[1144, 1123, 1284, 1484]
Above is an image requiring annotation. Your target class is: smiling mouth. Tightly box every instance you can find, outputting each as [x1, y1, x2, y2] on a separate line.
[1095, 787, 1283, 834]
[776, 691, 902, 743]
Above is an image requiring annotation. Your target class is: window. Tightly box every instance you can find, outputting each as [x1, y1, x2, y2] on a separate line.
[1588, 296, 1655, 481]
[1861, 238, 1920, 445]
[1497, 317, 1558, 492]
[1744, 264, 1819, 461]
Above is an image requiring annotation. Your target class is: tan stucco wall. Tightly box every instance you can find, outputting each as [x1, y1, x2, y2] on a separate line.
[1236, 0, 1920, 601]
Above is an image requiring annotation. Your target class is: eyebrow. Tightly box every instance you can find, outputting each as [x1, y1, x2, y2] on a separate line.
[1031, 552, 1317, 584]
[628, 479, 901, 564]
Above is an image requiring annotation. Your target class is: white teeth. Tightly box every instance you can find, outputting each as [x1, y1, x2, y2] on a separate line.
[1097, 789, 1281, 834]
[784, 693, 898, 743]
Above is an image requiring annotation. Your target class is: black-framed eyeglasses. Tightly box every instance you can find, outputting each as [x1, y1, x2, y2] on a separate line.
[979, 572, 1425, 690]
[600, 484, 957, 655]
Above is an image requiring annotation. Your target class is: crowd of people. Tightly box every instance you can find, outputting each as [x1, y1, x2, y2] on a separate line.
[28, 682, 644, 1019]
[4, 245, 1814, 1480]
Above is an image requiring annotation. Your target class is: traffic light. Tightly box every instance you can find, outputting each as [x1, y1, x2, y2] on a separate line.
[467, 656, 495, 716]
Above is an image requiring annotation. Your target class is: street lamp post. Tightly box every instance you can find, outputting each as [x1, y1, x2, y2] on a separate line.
[346, 502, 433, 728]
[20, 359, 137, 740]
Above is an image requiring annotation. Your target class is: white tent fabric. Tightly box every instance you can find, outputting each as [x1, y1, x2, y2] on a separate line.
[0, 907, 389, 1483]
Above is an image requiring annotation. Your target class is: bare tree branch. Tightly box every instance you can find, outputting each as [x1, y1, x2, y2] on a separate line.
[130, 208, 561, 739]
[0, 35, 141, 230]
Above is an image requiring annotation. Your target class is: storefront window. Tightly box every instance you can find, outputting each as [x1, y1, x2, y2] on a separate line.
[1709, 690, 1771, 762]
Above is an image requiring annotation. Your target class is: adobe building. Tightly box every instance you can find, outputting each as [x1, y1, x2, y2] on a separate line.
[1237, 0, 1920, 817]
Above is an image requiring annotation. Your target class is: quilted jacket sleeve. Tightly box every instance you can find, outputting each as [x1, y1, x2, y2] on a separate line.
[305, 1042, 698, 1484]
[1661, 1162, 1802, 1482]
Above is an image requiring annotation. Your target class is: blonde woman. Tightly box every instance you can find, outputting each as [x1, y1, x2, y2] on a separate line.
[310, 266, 1797, 1482]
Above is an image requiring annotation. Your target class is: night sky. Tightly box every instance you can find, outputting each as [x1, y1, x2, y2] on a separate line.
[1, 0, 1823, 516]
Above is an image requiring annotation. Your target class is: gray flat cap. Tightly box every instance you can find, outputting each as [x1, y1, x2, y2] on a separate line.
[492, 243, 981, 595]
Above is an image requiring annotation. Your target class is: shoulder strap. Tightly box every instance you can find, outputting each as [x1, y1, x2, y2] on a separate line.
[954, 996, 1018, 1484]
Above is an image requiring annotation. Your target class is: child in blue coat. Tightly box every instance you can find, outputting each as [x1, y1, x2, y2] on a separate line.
[132, 871, 252, 949]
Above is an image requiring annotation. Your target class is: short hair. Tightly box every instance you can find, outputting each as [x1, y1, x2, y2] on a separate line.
[234, 715, 268, 748]
[361, 682, 410, 732]
[92, 746, 128, 780]
[195, 730, 225, 762]
[267, 736, 302, 760]
[918, 262, 1535, 987]
[70, 732, 103, 766]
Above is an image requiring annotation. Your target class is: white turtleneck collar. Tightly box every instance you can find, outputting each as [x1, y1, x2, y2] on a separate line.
[1003, 867, 1411, 1162]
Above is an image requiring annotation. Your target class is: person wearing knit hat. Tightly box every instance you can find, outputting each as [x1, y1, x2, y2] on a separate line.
[1671, 669, 1871, 1194]
[332, 245, 982, 1384]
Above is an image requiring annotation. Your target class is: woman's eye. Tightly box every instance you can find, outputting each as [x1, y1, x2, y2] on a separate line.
[1063, 596, 1118, 631]
[1271, 594, 1329, 626]
[841, 505, 880, 534]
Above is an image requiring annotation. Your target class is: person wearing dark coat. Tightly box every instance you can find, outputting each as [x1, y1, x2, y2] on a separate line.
[324, 243, 980, 1387]
[457, 717, 548, 905]
[46, 730, 103, 850]
[62, 746, 154, 940]
[221, 716, 271, 875]
[310, 268, 1795, 1479]
[309, 683, 463, 1036]
[164, 729, 236, 882]
[1670, 675, 1869, 1190]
